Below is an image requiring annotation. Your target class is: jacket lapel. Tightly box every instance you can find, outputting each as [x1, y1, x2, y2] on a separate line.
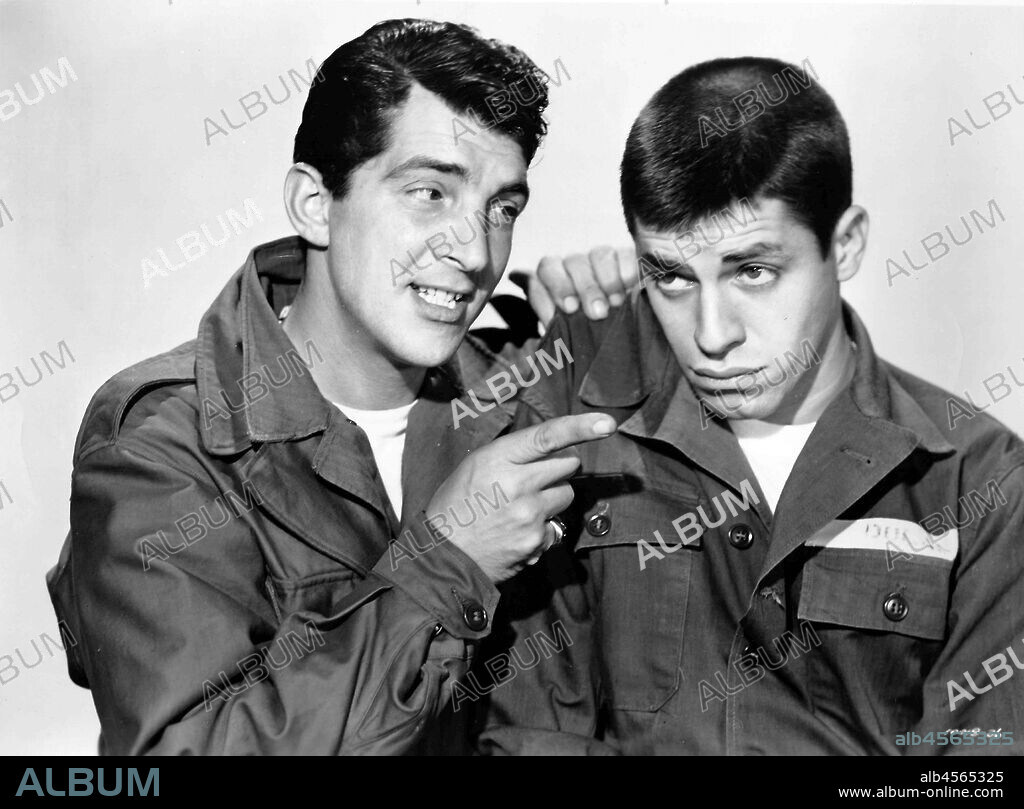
[400, 343, 516, 526]
[241, 428, 392, 575]
[760, 388, 921, 578]
[761, 307, 956, 579]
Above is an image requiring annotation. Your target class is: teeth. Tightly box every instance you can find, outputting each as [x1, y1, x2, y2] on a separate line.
[413, 285, 464, 310]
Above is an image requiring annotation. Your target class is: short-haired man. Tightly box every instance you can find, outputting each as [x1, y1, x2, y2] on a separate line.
[479, 57, 1024, 755]
[46, 19, 616, 755]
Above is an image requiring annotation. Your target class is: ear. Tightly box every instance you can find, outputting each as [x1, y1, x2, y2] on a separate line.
[283, 162, 331, 248]
[830, 205, 869, 283]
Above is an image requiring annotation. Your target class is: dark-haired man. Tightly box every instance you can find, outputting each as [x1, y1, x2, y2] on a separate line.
[480, 57, 1024, 755]
[46, 19, 618, 755]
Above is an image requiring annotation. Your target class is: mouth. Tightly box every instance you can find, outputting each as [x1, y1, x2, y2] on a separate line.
[410, 283, 468, 310]
[690, 367, 767, 396]
[692, 367, 764, 381]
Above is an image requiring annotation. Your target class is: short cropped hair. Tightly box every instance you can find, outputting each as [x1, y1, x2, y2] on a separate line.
[294, 18, 550, 199]
[621, 57, 851, 256]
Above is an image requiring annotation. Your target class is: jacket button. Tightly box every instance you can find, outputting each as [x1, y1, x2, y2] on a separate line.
[728, 524, 754, 549]
[463, 602, 488, 631]
[587, 513, 611, 537]
[883, 593, 909, 622]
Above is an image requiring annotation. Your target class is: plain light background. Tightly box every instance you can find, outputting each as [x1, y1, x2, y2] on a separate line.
[1, 0, 1022, 755]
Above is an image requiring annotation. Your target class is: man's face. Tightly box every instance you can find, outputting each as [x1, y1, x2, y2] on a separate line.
[637, 197, 843, 422]
[324, 83, 529, 369]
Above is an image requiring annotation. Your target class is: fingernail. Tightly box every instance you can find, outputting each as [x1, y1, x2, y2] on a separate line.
[608, 293, 624, 307]
[563, 296, 580, 313]
[593, 418, 616, 435]
[590, 300, 608, 319]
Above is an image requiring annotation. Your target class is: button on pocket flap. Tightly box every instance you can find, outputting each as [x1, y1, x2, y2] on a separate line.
[572, 477, 704, 552]
[798, 548, 950, 641]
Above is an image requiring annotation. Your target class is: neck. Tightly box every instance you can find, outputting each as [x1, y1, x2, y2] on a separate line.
[282, 248, 425, 410]
[766, 318, 856, 425]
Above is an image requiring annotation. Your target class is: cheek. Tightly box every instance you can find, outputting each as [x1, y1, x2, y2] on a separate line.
[477, 230, 513, 290]
[648, 296, 698, 355]
[490, 226, 515, 263]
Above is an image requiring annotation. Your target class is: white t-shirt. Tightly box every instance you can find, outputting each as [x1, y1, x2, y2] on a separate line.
[729, 418, 817, 514]
[334, 400, 417, 518]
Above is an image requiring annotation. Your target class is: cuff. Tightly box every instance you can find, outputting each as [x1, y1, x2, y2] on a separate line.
[373, 510, 500, 641]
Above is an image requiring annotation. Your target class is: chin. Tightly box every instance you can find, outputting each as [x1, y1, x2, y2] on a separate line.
[392, 336, 463, 370]
[705, 392, 780, 421]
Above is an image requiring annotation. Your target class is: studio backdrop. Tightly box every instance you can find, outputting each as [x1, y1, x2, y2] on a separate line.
[1, 0, 1022, 755]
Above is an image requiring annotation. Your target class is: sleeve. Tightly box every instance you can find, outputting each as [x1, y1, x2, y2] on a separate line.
[47, 440, 499, 756]
[908, 458, 1024, 756]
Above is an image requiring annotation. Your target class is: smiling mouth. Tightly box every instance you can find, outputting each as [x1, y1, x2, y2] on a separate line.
[411, 283, 466, 310]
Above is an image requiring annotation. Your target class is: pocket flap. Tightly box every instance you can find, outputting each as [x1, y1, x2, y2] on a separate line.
[798, 545, 951, 641]
[570, 476, 703, 552]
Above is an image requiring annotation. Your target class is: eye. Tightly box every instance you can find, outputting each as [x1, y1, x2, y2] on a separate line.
[655, 273, 697, 295]
[486, 199, 521, 227]
[736, 265, 778, 286]
[409, 186, 444, 203]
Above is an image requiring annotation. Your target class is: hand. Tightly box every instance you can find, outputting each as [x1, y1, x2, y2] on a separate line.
[427, 413, 616, 583]
[510, 246, 638, 325]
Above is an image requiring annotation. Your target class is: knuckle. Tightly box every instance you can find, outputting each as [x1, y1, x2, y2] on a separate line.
[564, 254, 591, 277]
[529, 425, 555, 456]
[508, 500, 536, 526]
[537, 256, 565, 279]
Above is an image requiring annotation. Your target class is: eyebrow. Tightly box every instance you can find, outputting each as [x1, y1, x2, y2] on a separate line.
[386, 156, 469, 181]
[497, 180, 530, 203]
[719, 242, 788, 263]
[385, 154, 529, 202]
[638, 252, 689, 275]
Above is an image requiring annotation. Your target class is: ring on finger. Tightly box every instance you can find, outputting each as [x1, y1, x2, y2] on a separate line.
[545, 516, 567, 546]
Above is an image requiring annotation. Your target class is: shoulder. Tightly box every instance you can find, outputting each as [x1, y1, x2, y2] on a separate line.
[544, 300, 633, 378]
[74, 340, 202, 466]
[884, 360, 1024, 480]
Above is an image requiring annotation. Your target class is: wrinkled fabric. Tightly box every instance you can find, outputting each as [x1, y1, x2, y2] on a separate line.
[479, 290, 1024, 756]
[47, 236, 536, 755]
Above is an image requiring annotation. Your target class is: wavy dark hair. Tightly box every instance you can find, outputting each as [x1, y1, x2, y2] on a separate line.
[295, 18, 550, 199]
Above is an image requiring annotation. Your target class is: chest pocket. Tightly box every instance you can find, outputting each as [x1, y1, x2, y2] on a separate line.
[265, 567, 366, 621]
[797, 519, 955, 641]
[571, 476, 702, 712]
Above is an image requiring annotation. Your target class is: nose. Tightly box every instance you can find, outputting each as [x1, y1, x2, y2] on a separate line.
[694, 288, 745, 359]
[445, 207, 490, 275]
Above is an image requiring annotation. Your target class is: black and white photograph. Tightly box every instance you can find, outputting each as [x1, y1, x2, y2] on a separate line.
[1, 0, 1023, 782]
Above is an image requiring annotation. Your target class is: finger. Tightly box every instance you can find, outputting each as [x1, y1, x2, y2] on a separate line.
[521, 272, 557, 326]
[616, 245, 640, 290]
[564, 253, 609, 320]
[542, 446, 582, 465]
[588, 246, 627, 308]
[537, 256, 581, 315]
[543, 520, 563, 549]
[511, 452, 582, 491]
[502, 413, 617, 464]
[538, 483, 575, 522]
[507, 271, 549, 323]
